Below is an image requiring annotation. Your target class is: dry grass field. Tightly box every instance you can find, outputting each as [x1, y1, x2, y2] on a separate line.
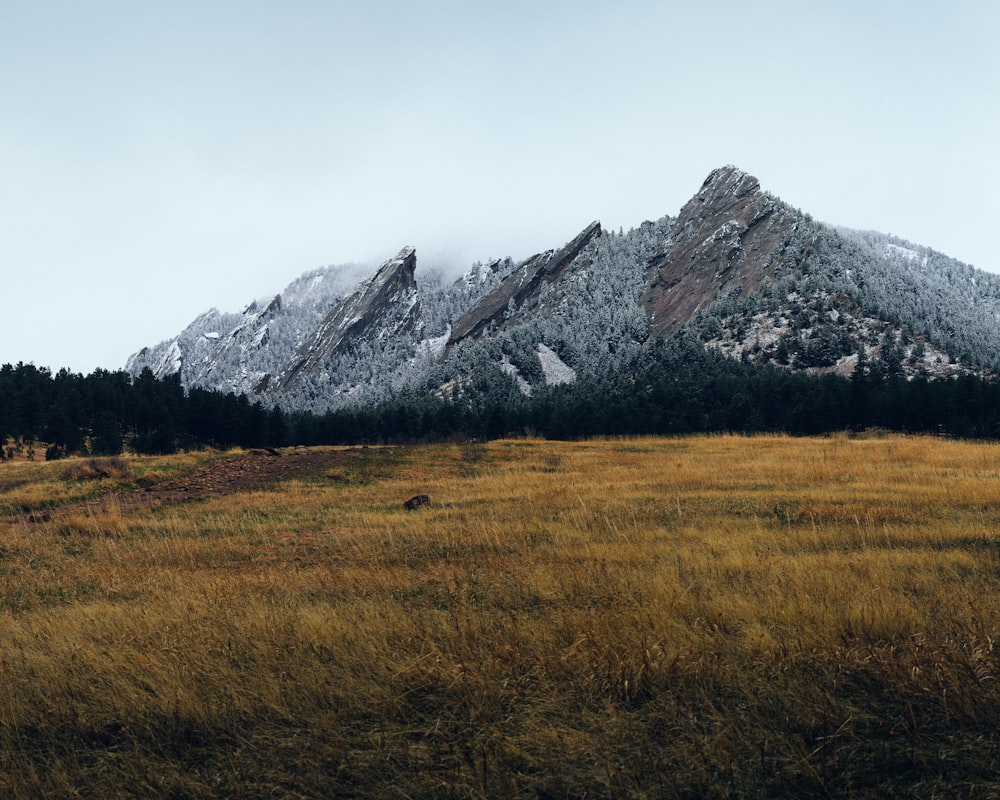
[2, 435, 1000, 798]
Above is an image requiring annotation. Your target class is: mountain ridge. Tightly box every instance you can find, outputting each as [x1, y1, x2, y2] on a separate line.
[642, 165, 800, 335]
[277, 246, 420, 392]
[126, 166, 1000, 411]
[448, 220, 603, 346]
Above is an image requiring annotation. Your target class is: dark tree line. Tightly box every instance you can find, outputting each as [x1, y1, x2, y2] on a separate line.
[0, 364, 287, 459]
[307, 336, 1000, 444]
[2, 342, 1000, 462]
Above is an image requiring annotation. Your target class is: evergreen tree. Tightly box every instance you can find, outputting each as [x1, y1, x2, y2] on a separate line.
[91, 410, 124, 456]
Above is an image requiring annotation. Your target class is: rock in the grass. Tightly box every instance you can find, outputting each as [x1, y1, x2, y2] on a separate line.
[403, 494, 430, 511]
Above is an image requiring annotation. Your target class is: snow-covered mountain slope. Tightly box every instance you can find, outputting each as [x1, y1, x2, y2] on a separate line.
[126, 262, 374, 394]
[839, 228, 1000, 368]
[126, 307, 243, 385]
[448, 220, 604, 346]
[126, 165, 999, 411]
[126, 245, 522, 412]
[277, 247, 421, 392]
[634, 166, 1000, 379]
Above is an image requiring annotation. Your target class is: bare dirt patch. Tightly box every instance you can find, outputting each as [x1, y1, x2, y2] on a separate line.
[11, 447, 371, 524]
[140, 448, 366, 502]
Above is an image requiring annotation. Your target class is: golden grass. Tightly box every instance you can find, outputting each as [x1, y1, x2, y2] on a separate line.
[3, 436, 1000, 797]
[0, 449, 220, 517]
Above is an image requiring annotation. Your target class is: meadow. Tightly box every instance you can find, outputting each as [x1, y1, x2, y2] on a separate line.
[2, 435, 1000, 798]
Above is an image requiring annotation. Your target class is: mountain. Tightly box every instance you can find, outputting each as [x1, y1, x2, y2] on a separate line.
[126, 166, 1000, 411]
[277, 247, 420, 392]
[642, 165, 799, 335]
[633, 165, 1000, 380]
[448, 220, 603, 346]
[125, 262, 375, 396]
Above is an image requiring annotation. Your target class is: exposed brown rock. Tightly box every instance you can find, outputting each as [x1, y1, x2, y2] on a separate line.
[447, 221, 602, 347]
[641, 166, 801, 337]
[253, 373, 271, 395]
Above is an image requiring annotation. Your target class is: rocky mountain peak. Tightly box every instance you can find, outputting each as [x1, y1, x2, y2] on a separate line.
[447, 220, 602, 347]
[641, 167, 799, 336]
[697, 164, 761, 200]
[124, 164, 1000, 413]
[277, 246, 420, 390]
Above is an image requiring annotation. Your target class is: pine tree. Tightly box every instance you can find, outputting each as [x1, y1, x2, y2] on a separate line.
[91, 410, 124, 456]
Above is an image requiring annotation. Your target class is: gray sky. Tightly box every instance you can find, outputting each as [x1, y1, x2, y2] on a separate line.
[3, 1, 998, 373]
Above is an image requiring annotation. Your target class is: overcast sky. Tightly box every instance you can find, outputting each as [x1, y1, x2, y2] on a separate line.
[3, 1, 998, 373]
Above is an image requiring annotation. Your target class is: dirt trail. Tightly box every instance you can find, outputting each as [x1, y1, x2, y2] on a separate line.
[139, 448, 364, 502]
[14, 448, 369, 525]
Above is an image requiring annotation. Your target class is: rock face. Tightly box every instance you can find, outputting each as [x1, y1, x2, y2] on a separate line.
[641, 166, 801, 337]
[278, 247, 420, 390]
[125, 263, 368, 396]
[447, 221, 602, 347]
[195, 295, 282, 394]
[125, 307, 242, 382]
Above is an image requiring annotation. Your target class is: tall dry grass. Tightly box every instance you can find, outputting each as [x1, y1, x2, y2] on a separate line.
[0, 449, 218, 518]
[2, 436, 1000, 797]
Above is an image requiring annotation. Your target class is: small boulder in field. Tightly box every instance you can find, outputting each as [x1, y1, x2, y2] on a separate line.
[403, 494, 430, 511]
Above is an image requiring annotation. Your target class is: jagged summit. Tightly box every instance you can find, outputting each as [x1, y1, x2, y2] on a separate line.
[698, 164, 761, 197]
[642, 166, 797, 336]
[448, 220, 602, 346]
[277, 246, 420, 391]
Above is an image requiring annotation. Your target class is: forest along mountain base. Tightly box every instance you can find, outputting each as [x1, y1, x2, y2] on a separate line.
[13, 448, 371, 524]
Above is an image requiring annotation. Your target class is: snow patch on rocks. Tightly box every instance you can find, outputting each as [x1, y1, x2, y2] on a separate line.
[537, 343, 576, 386]
[500, 356, 532, 396]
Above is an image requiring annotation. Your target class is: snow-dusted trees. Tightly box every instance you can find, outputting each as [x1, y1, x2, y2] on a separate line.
[838, 229, 1000, 368]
